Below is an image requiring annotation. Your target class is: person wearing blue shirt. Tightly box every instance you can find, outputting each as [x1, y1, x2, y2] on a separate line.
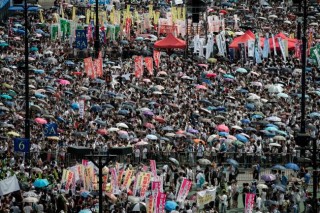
[304, 170, 311, 190]
[281, 171, 288, 186]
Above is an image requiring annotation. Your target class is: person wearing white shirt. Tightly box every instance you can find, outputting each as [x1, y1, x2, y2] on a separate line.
[220, 191, 228, 213]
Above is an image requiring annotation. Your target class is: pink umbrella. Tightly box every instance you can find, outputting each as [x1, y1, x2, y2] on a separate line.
[59, 79, 70, 85]
[97, 129, 108, 135]
[144, 122, 155, 129]
[117, 130, 128, 135]
[198, 64, 208, 69]
[34, 118, 48, 124]
[216, 124, 229, 132]
[196, 85, 207, 90]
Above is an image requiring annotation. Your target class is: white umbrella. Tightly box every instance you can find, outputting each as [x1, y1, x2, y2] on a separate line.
[284, 20, 292, 24]
[231, 125, 243, 130]
[108, 127, 120, 132]
[116, 123, 129, 129]
[198, 158, 212, 165]
[131, 202, 146, 212]
[277, 93, 289, 98]
[146, 134, 158, 140]
[136, 140, 148, 146]
[257, 183, 268, 189]
[266, 116, 281, 122]
[138, 107, 151, 112]
[247, 94, 261, 100]
[23, 197, 39, 203]
[268, 85, 283, 93]
[274, 135, 286, 141]
[269, 143, 281, 147]
[268, 14, 278, 18]
[169, 157, 179, 166]
[207, 134, 218, 142]
[251, 81, 263, 87]
[23, 191, 38, 197]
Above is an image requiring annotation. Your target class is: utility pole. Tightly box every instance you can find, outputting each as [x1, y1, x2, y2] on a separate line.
[24, 0, 30, 154]
[94, 0, 100, 58]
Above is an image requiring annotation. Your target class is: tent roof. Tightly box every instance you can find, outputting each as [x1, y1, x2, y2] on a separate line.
[154, 34, 186, 49]
[229, 30, 255, 48]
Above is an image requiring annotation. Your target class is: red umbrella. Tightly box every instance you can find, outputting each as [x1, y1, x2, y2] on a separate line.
[216, 124, 229, 132]
[97, 128, 108, 135]
[154, 116, 166, 123]
[34, 118, 47, 125]
[220, 10, 227, 15]
[72, 72, 82, 76]
[144, 122, 155, 129]
[206, 73, 217, 78]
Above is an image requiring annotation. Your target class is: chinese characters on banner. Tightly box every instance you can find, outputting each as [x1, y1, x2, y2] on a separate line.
[140, 173, 151, 199]
[150, 160, 157, 178]
[153, 50, 160, 68]
[110, 168, 119, 194]
[65, 171, 74, 191]
[155, 192, 166, 213]
[125, 18, 131, 39]
[245, 193, 256, 213]
[147, 195, 154, 213]
[144, 57, 153, 75]
[122, 170, 133, 190]
[176, 178, 192, 202]
[76, 30, 88, 49]
[134, 56, 143, 78]
[84, 57, 94, 78]
[151, 181, 161, 196]
[93, 57, 103, 77]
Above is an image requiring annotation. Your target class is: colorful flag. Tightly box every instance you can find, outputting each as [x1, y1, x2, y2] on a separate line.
[176, 178, 192, 202]
[153, 50, 160, 68]
[84, 57, 94, 78]
[144, 57, 153, 75]
[134, 56, 143, 78]
[245, 193, 256, 213]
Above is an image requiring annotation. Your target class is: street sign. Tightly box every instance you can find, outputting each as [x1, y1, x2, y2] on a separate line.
[14, 138, 30, 153]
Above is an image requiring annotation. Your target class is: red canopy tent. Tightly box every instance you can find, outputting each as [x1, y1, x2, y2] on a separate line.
[229, 30, 256, 48]
[154, 33, 186, 49]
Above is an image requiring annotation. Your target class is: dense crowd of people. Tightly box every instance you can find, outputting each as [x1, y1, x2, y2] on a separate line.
[0, 0, 320, 212]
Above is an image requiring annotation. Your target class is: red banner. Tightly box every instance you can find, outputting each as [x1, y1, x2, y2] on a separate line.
[150, 160, 157, 178]
[134, 56, 143, 78]
[294, 41, 301, 59]
[153, 50, 160, 68]
[155, 192, 166, 213]
[87, 24, 92, 42]
[144, 57, 153, 75]
[93, 57, 103, 77]
[84, 57, 95, 79]
[125, 18, 131, 39]
[176, 178, 192, 202]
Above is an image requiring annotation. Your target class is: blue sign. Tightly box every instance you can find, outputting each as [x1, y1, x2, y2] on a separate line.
[14, 138, 30, 153]
[44, 123, 58, 137]
[76, 30, 88, 50]
[89, 0, 110, 5]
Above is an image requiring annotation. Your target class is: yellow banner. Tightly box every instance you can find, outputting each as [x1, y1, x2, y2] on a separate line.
[126, 5, 130, 18]
[172, 7, 177, 23]
[147, 196, 154, 213]
[182, 7, 186, 20]
[177, 7, 181, 20]
[110, 9, 114, 24]
[86, 9, 90, 24]
[62, 169, 68, 183]
[154, 11, 160, 24]
[61, 5, 64, 19]
[72, 7, 76, 21]
[148, 4, 153, 19]
[39, 9, 44, 23]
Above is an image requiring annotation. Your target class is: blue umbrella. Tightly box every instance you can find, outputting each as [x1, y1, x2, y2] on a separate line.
[30, 46, 38, 52]
[241, 119, 251, 124]
[214, 106, 226, 111]
[118, 109, 130, 115]
[71, 103, 79, 110]
[162, 126, 174, 131]
[219, 132, 229, 137]
[34, 93, 47, 99]
[235, 134, 248, 143]
[251, 114, 263, 119]
[244, 127, 257, 132]
[33, 179, 49, 188]
[90, 105, 102, 112]
[266, 123, 278, 128]
[57, 116, 66, 123]
[33, 69, 44, 74]
[4, 101, 14, 107]
[80, 191, 91, 198]
[276, 130, 287, 136]
[79, 209, 92, 213]
[264, 126, 278, 132]
[308, 112, 320, 118]
[272, 184, 286, 192]
[165, 201, 178, 211]
[245, 103, 255, 110]
[0, 94, 12, 100]
[285, 163, 299, 171]
[271, 164, 286, 170]
[238, 89, 249, 93]
[227, 159, 239, 167]
[65, 60, 75, 66]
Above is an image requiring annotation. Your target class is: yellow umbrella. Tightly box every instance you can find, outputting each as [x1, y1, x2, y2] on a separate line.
[2, 83, 13, 89]
[47, 136, 60, 141]
[227, 30, 235, 36]
[208, 58, 217, 64]
[7, 131, 20, 137]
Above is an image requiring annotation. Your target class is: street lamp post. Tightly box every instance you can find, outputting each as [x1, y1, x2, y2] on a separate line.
[24, 0, 30, 150]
